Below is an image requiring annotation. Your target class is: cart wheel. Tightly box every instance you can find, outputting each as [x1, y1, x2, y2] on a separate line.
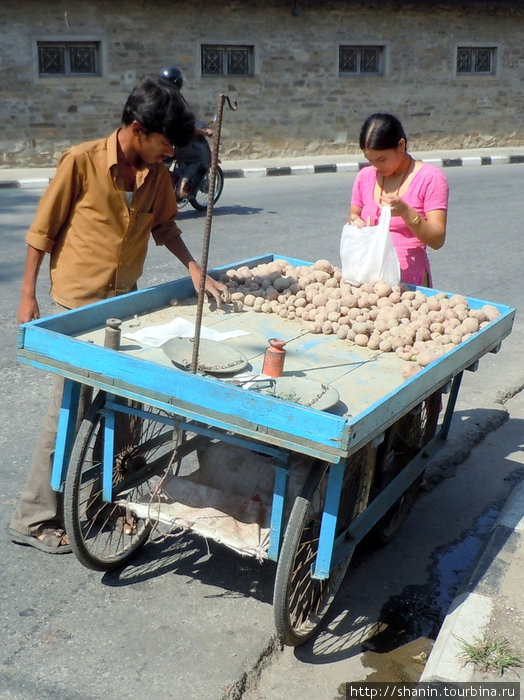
[64, 392, 178, 571]
[370, 391, 441, 545]
[273, 447, 373, 646]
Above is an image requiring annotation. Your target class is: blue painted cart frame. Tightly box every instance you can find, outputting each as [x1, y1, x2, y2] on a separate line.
[16, 254, 515, 587]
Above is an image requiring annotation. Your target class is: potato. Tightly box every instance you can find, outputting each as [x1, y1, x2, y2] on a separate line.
[325, 298, 341, 313]
[392, 303, 411, 320]
[402, 362, 422, 379]
[449, 294, 468, 308]
[389, 291, 402, 304]
[461, 317, 480, 334]
[374, 281, 392, 298]
[482, 305, 500, 321]
[274, 277, 291, 292]
[367, 334, 381, 350]
[312, 292, 328, 308]
[416, 327, 431, 342]
[313, 259, 334, 274]
[352, 321, 372, 335]
[314, 270, 331, 284]
[416, 351, 438, 367]
[468, 308, 488, 323]
[355, 333, 369, 346]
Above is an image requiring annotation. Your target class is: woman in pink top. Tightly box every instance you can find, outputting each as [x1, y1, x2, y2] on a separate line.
[348, 113, 449, 286]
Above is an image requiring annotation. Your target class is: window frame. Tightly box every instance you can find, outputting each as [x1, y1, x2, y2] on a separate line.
[338, 44, 386, 77]
[200, 43, 255, 78]
[33, 36, 105, 81]
[455, 45, 498, 76]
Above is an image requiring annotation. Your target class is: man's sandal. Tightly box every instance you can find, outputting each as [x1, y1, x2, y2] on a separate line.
[8, 525, 72, 554]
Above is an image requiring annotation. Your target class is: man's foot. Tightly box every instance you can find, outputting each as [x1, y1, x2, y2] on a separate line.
[8, 525, 72, 554]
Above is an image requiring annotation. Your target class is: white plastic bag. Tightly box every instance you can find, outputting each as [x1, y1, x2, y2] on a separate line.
[339, 205, 400, 286]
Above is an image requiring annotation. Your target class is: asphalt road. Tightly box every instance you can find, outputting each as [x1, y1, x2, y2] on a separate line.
[0, 165, 522, 699]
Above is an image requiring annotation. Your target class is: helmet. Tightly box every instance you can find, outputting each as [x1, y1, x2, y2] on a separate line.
[159, 66, 184, 90]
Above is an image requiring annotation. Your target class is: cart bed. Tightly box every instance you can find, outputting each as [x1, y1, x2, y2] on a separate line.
[17, 254, 515, 463]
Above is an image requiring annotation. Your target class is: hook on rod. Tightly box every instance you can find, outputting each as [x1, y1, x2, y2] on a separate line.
[220, 94, 238, 111]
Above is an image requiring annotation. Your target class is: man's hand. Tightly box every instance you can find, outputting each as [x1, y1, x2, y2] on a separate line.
[188, 261, 228, 307]
[18, 294, 40, 324]
[18, 246, 45, 324]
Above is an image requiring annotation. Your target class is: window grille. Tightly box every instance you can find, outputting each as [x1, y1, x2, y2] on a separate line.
[457, 47, 496, 75]
[339, 46, 384, 75]
[38, 41, 100, 77]
[201, 45, 253, 76]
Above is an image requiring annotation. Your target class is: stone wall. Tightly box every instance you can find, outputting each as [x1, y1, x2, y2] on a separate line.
[1, 0, 523, 166]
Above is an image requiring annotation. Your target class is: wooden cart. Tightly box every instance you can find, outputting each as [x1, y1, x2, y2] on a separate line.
[16, 254, 515, 645]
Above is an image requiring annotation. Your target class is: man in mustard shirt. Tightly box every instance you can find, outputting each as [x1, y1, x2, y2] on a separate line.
[8, 75, 227, 553]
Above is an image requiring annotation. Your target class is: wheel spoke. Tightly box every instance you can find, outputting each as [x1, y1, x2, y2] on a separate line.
[65, 395, 178, 571]
[274, 450, 368, 645]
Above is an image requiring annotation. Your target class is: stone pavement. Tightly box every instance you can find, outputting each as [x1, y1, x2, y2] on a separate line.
[1, 148, 523, 692]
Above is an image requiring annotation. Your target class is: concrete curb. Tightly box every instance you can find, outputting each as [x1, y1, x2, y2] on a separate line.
[2, 153, 524, 189]
[0, 177, 54, 190]
[421, 480, 524, 682]
[224, 154, 524, 180]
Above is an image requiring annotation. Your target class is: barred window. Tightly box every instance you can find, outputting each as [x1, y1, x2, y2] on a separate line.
[339, 46, 384, 75]
[201, 45, 253, 77]
[456, 47, 496, 75]
[38, 41, 101, 77]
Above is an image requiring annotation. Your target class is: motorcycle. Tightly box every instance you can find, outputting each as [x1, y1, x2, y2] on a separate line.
[166, 132, 224, 212]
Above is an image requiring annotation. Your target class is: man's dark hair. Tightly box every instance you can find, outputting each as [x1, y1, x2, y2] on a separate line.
[122, 75, 195, 147]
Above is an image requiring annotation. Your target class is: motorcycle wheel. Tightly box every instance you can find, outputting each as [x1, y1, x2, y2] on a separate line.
[189, 166, 224, 211]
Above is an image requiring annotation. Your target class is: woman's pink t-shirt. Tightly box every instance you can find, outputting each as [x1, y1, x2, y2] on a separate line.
[351, 163, 449, 285]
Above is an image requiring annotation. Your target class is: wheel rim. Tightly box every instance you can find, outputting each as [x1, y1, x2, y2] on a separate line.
[192, 169, 223, 210]
[274, 448, 371, 645]
[286, 513, 350, 639]
[372, 392, 442, 543]
[66, 400, 177, 569]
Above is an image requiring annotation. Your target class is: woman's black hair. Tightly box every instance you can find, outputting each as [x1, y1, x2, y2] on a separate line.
[122, 75, 195, 147]
[359, 113, 407, 151]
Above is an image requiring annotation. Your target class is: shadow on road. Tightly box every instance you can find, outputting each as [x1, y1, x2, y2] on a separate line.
[177, 204, 264, 219]
[101, 530, 276, 605]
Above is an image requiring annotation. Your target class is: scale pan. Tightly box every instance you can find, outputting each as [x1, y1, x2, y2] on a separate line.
[162, 337, 248, 375]
[251, 376, 339, 412]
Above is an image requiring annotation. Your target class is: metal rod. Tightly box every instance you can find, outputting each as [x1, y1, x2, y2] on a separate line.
[190, 94, 238, 373]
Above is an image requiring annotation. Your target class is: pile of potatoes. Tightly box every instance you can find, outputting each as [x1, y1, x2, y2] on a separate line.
[219, 259, 500, 370]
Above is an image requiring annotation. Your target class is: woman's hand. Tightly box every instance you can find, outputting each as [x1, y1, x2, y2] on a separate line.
[347, 213, 367, 228]
[380, 193, 410, 218]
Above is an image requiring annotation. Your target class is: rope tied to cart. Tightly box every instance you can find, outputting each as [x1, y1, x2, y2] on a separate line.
[191, 93, 238, 374]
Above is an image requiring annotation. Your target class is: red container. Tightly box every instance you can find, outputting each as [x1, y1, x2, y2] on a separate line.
[262, 338, 287, 377]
